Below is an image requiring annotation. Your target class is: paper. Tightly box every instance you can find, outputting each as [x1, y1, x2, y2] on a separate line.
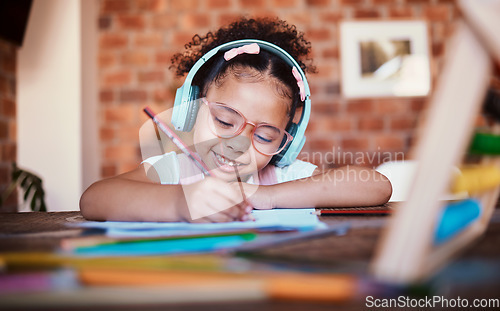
[70, 209, 326, 238]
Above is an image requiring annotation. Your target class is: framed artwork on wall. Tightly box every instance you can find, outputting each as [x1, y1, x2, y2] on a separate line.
[340, 20, 431, 98]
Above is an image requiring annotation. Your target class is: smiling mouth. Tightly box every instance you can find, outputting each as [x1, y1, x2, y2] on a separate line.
[212, 151, 244, 167]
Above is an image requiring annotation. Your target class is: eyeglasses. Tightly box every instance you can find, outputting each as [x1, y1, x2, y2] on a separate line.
[202, 98, 293, 156]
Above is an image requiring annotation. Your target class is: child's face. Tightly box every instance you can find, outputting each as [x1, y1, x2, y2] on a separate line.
[193, 74, 291, 181]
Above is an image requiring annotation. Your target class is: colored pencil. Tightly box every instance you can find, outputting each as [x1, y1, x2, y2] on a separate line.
[143, 107, 211, 176]
[313, 209, 392, 216]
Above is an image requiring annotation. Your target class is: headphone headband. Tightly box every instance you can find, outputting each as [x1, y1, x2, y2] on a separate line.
[172, 39, 311, 167]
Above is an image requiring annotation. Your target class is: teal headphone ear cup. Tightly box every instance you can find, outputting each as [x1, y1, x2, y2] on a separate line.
[272, 123, 299, 167]
[183, 86, 200, 132]
[171, 85, 200, 132]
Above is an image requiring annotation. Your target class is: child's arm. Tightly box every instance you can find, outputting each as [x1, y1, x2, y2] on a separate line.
[247, 165, 392, 209]
[79, 164, 250, 222]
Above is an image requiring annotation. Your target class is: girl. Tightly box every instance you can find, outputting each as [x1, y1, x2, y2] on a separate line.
[80, 17, 392, 223]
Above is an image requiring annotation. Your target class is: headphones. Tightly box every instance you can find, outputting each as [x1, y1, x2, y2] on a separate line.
[171, 39, 311, 167]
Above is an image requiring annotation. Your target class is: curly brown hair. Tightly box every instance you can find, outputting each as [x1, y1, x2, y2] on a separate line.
[170, 17, 316, 77]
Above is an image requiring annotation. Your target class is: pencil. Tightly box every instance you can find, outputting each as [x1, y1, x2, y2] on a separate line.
[233, 164, 255, 221]
[313, 209, 391, 216]
[143, 107, 211, 176]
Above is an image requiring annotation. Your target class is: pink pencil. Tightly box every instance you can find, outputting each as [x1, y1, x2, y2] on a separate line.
[143, 107, 211, 176]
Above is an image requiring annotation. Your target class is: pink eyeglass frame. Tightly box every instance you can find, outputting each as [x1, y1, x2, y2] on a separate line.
[202, 98, 294, 156]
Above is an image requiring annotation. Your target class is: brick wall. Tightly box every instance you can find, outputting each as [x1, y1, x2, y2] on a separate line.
[0, 39, 17, 212]
[97, 0, 460, 177]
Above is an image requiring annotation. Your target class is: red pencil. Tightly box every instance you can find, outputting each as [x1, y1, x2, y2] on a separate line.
[313, 209, 392, 216]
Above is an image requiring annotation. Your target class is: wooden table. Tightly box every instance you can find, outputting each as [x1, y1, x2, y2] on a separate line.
[1, 211, 500, 310]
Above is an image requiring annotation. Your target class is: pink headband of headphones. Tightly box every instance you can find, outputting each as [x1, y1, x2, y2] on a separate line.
[224, 43, 306, 102]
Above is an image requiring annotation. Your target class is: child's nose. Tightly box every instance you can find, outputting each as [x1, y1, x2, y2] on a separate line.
[224, 128, 252, 153]
[224, 135, 251, 153]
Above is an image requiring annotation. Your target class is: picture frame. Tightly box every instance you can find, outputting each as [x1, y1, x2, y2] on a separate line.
[340, 20, 431, 98]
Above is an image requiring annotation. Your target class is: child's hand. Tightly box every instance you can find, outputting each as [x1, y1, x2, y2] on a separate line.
[180, 177, 253, 223]
[242, 183, 274, 210]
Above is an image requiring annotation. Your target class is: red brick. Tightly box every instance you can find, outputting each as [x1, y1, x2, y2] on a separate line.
[314, 64, 337, 79]
[100, 33, 128, 50]
[100, 90, 115, 103]
[0, 165, 9, 184]
[104, 144, 138, 160]
[358, 117, 384, 131]
[341, 137, 370, 150]
[306, 0, 330, 6]
[309, 116, 352, 133]
[320, 12, 342, 24]
[325, 83, 340, 95]
[0, 76, 8, 94]
[0, 120, 8, 139]
[134, 33, 164, 47]
[390, 116, 417, 130]
[354, 9, 380, 18]
[138, 70, 165, 83]
[217, 14, 244, 27]
[308, 138, 336, 152]
[284, 13, 312, 26]
[346, 100, 374, 114]
[181, 13, 211, 29]
[1, 98, 15, 117]
[155, 51, 175, 66]
[389, 7, 413, 18]
[100, 127, 115, 141]
[0, 143, 16, 162]
[374, 134, 405, 150]
[119, 90, 148, 102]
[136, 0, 168, 12]
[432, 42, 444, 56]
[153, 87, 175, 103]
[98, 16, 112, 30]
[117, 15, 146, 30]
[312, 101, 340, 115]
[340, 0, 363, 4]
[101, 163, 117, 178]
[375, 100, 409, 114]
[104, 105, 135, 123]
[99, 52, 116, 68]
[101, 0, 131, 13]
[373, 0, 399, 4]
[272, 0, 298, 8]
[1, 55, 15, 75]
[8, 122, 15, 141]
[152, 14, 178, 29]
[102, 70, 132, 86]
[121, 51, 150, 66]
[172, 32, 197, 47]
[322, 47, 338, 59]
[424, 5, 451, 22]
[207, 0, 231, 9]
[306, 28, 331, 41]
[171, 0, 199, 10]
[239, 0, 266, 8]
[411, 99, 426, 112]
[117, 125, 140, 141]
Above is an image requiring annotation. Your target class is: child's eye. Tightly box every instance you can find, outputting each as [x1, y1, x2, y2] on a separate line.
[215, 117, 234, 128]
[254, 133, 273, 144]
